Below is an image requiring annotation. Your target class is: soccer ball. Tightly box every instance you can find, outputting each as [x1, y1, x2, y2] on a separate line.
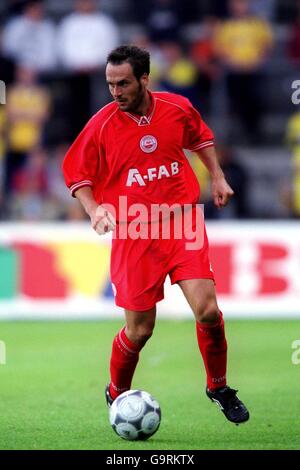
[109, 389, 161, 441]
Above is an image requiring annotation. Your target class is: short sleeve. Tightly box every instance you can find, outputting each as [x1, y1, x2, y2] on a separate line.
[62, 118, 100, 197]
[183, 100, 214, 152]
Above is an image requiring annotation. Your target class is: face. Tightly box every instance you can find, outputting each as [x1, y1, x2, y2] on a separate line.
[229, 0, 249, 17]
[75, 0, 96, 14]
[16, 66, 36, 85]
[106, 62, 149, 113]
[25, 3, 44, 21]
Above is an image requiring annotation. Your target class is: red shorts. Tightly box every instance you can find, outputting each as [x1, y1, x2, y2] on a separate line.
[110, 209, 214, 311]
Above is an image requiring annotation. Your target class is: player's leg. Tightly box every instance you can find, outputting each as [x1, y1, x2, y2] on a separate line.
[124, 307, 156, 345]
[178, 278, 249, 424]
[108, 234, 165, 405]
[178, 278, 227, 389]
[107, 306, 156, 403]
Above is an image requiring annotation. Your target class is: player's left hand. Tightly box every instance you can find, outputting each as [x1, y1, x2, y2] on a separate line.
[92, 205, 116, 235]
[211, 177, 234, 208]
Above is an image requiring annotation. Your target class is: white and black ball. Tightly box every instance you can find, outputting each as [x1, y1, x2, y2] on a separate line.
[109, 390, 161, 441]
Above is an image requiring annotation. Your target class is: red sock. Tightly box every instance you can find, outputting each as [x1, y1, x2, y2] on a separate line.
[196, 311, 227, 390]
[109, 327, 142, 400]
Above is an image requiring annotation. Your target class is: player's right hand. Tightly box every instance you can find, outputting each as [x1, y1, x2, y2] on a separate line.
[91, 205, 116, 235]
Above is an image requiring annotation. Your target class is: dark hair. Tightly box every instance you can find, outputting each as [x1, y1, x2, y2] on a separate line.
[107, 45, 150, 80]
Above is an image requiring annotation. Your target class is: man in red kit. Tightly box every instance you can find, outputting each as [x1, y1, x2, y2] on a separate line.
[63, 45, 249, 424]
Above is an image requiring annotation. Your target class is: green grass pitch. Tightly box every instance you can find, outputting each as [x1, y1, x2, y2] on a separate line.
[0, 319, 299, 450]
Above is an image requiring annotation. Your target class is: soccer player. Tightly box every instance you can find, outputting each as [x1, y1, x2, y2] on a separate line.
[63, 45, 249, 424]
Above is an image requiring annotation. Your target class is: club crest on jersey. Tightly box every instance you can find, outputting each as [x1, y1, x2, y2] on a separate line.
[140, 135, 157, 153]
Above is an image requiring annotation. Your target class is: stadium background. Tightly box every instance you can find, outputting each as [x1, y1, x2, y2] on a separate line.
[0, 0, 299, 451]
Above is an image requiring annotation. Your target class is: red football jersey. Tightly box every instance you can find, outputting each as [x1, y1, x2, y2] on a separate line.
[63, 91, 214, 220]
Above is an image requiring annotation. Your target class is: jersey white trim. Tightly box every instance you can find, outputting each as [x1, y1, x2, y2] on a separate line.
[125, 99, 157, 126]
[125, 112, 140, 125]
[155, 98, 214, 152]
[118, 329, 137, 355]
[99, 108, 119, 139]
[70, 180, 93, 197]
[190, 141, 214, 151]
[155, 97, 188, 115]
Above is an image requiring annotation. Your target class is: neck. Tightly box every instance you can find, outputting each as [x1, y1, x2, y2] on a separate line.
[134, 90, 151, 116]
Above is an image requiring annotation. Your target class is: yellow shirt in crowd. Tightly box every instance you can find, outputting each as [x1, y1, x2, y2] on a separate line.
[0, 107, 6, 157]
[7, 85, 49, 153]
[286, 112, 300, 215]
[214, 17, 273, 69]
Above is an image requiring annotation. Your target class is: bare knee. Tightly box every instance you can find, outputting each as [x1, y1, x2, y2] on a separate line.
[196, 302, 220, 324]
[126, 324, 154, 347]
[125, 307, 156, 347]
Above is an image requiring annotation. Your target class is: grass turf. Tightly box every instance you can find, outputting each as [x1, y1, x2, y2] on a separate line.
[0, 319, 299, 450]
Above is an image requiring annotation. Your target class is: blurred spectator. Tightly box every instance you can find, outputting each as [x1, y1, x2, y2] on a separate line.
[214, 0, 274, 144]
[12, 146, 48, 193]
[144, 0, 181, 44]
[204, 146, 249, 219]
[250, 0, 276, 21]
[189, 151, 210, 202]
[0, 30, 15, 86]
[132, 0, 199, 28]
[7, 180, 59, 221]
[2, 0, 57, 73]
[130, 32, 165, 90]
[4, 66, 50, 193]
[57, 0, 120, 138]
[64, 198, 88, 220]
[57, 0, 119, 71]
[0, 106, 6, 161]
[46, 143, 87, 220]
[0, 106, 6, 218]
[7, 147, 51, 220]
[47, 143, 71, 206]
[0, 0, 297, 222]
[159, 42, 199, 105]
[190, 16, 221, 117]
[5, 144, 84, 221]
[285, 111, 300, 217]
[287, 0, 300, 65]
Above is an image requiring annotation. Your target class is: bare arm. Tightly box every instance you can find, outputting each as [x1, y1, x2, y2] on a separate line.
[196, 146, 234, 208]
[75, 186, 115, 234]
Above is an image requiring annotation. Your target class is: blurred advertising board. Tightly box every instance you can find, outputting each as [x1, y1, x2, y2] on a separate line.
[0, 221, 299, 319]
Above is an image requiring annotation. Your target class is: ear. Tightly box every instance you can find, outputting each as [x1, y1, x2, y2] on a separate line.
[141, 73, 149, 87]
